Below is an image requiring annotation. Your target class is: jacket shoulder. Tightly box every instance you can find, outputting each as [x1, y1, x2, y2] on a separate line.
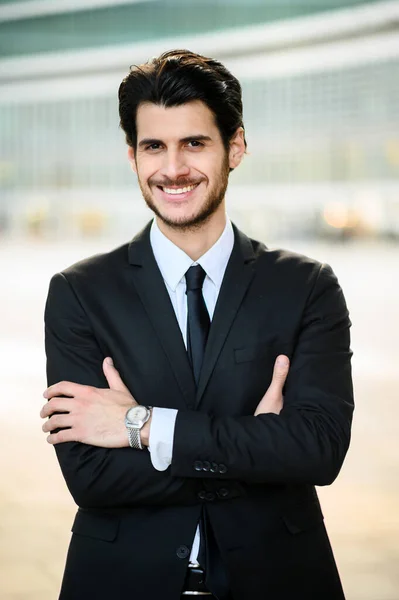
[249, 239, 339, 295]
[59, 242, 130, 282]
[251, 238, 324, 273]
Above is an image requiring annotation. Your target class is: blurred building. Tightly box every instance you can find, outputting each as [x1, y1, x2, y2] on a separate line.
[0, 0, 398, 240]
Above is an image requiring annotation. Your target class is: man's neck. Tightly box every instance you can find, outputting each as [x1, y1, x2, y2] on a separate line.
[155, 210, 227, 262]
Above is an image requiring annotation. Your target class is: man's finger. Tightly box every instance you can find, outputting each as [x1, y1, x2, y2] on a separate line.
[42, 413, 73, 432]
[103, 357, 130, 393]
[269, 355, 290, 391]
[47, 428, 78, 445]
[40, 397, 73, 418]
[44, 380, 83, 399]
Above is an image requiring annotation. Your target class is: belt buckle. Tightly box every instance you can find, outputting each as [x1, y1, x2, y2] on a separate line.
[181, 592, 212, 596]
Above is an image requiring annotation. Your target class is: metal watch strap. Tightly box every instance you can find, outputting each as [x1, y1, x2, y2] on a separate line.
[127, 426, 143, 450]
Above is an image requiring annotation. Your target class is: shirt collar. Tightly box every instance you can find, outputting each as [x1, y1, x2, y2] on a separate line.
[150, 217, 234, 292]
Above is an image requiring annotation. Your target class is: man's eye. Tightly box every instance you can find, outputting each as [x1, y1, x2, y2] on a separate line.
[188, 140, 203, 148]
[146, 143, 161, 151]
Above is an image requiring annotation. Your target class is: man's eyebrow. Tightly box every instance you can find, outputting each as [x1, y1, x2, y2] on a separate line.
[180, 135, 212, 144]
[138, 135, 212, 148]
[138, 138, 162, 148]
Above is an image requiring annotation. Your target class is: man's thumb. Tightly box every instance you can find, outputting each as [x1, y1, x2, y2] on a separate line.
[271, 355, 290, 387]
[103, 357, 129, 392]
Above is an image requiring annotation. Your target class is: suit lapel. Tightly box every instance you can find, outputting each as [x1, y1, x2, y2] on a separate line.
[196, 225, 257, 405]
[127, 222, 196, 409]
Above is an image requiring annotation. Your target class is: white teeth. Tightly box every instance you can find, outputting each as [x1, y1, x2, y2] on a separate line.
[162, 184, 197, 195]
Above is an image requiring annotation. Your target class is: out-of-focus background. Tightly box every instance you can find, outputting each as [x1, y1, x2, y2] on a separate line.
[0, 1, 398, 599]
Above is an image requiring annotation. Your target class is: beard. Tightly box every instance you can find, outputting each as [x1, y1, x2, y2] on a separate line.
[137, 153, 230, 232]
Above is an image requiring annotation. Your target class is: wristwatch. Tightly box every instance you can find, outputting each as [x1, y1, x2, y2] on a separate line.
[125, 405, 152, 450]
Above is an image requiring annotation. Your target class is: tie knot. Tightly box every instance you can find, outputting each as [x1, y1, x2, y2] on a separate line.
[185, 265, 207, 292]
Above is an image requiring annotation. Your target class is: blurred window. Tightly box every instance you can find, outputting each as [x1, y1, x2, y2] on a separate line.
[1, 58, 398, 190]
[0, 0, 389, 58]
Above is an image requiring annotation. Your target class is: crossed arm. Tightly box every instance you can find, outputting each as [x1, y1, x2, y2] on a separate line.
[40, 355, 289, 447]
[41, 352, 289, 508]
[41, 264, 353, 508]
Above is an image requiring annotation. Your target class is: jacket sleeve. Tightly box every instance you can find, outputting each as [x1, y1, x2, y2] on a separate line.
[171, 263, 354, 487]
[44, 271, 200, 509]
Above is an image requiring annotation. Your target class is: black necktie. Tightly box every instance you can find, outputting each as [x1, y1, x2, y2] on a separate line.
[185, 265, 230, 600]
[185, 265, 210, 386]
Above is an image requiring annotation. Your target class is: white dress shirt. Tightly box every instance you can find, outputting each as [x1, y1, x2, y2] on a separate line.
[148, 216, 234, 563]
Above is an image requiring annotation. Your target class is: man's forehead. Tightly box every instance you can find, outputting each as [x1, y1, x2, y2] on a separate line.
[136, 101, 217, 138]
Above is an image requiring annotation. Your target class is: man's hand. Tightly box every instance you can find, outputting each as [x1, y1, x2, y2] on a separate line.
[254, 355, 289, 416]
[40, 357, 136, 447]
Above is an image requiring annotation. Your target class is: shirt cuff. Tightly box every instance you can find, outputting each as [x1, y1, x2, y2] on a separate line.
[148, 407, 178, 471]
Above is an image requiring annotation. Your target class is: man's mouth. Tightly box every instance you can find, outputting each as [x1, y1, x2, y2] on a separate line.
[157, 183, 199, 196]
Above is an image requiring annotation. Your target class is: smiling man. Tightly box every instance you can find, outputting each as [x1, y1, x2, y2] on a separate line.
[42, 50, 354, 600]
[132, 101, 231, 230]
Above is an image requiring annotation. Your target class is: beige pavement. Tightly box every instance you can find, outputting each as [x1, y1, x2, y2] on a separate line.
[1, 237, 398, 600]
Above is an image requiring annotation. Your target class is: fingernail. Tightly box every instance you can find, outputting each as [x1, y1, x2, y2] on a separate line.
[277, 356, 289, 367]
[106, 357, 113, 366]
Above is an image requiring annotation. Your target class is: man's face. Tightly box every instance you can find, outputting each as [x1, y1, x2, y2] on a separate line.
[128, 100, 235, 230]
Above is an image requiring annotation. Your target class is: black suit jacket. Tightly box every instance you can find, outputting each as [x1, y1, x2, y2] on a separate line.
[44, 221, 353, 600]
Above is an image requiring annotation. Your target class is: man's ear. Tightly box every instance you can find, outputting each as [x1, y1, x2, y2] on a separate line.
[228, 127, 246, 170]
[127, 146, 137, 174]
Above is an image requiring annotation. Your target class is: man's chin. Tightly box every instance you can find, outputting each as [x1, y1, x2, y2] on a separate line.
[155, 210, 209, 231]
[144, 198, 213, 230]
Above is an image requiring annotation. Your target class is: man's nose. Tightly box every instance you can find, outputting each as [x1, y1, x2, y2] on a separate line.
[160, 150, 190, 181]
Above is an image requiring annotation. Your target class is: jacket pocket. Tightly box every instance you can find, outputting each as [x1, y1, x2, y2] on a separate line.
[71, 509, 120, 542]
[281, 501, 324, 535]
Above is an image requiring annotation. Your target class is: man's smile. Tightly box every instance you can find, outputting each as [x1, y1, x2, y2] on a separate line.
[155, 182, 201, 202]
[160, 183, 198, 195]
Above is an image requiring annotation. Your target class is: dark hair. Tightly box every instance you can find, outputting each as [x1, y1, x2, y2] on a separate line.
[118, 49, 247, 154]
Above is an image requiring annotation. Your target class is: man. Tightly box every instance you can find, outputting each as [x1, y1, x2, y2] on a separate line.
[41, 49, 353, 600]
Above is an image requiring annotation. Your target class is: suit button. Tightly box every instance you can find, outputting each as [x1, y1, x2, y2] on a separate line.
[217, 488, 229, 499]
[198, 490, 207, 500]
[193, 461, 203, 471]
[205, 492, 216, 501]
[218, 464, 227, 474]
[210, 462, 218, 473]
[202, 461, 211, 471]
[176, 545, 190, 559]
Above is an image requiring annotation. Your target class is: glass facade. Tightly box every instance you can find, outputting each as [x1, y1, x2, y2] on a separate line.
[0, 57, 398, 195]
[241, 60, 399, 183]
[0, 0, 389, 58]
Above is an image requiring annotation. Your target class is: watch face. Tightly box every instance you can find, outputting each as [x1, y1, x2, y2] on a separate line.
[126, 405, 148, 426]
